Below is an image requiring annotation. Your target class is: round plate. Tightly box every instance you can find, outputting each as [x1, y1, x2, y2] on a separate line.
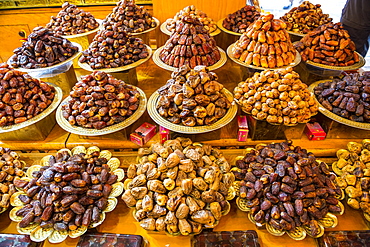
[147, 88, 237, 134]
[226, 186, 236, 201]
[152, 46, 227, 72]
[29, 226, 54, 242]
[10, 191, 27, 207]
[286, 227, 306, 240]
[61, 19, 102, 39]
[9, 206, 24, 222]
[7, 42, 82, 78]
[90, 212, 106, 228]
[216, 18, 243, 36]
[318, 213, 338, 228]
[104, 197, 118, 212]
[227, 43, 301, 70]
[107, 157, 121, 171]
[56, 86, 147, 136]
[0, 83, 62, 133]
[68, 226, 87, 238]
[71, 146, 87, 155]
[302, 223, 325, 238]
[130, 17, 160, 36]
[160, 19, 220, 36]
[308, 80, 370, 130]
[109, 182, 124, 198]
[266, 223, 285, 236]
[236, 197, 250, 212]
[305, 51, 365, 71]
[99, 150, 112, 160]
[113, 168, 125, 182]
[78, 45, 152, 73]
[17, 222, 39, 235]
[48, 230, 68, 244]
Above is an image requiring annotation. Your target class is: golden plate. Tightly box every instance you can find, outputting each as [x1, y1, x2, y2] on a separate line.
[221, 200, 231, 216]
[236, 197, 250, 212]
[286, 227, 306, 240]
[216, 18, 243, 36]
[302, 223, 325, 238]
[331, 162, 342, 176]
[227, 43, 301, 71]
[305, 51, 365, 71]
[99, 150, 112, 160]
[107, 157, 121, 171]
[266, 223, 285, 236]
[56, 86, 147, 136]
[152, 46, 227, 72]
[113, 168, 125, 182]
[78, 45, 152, 73]
[109, 182, 124, 198]
[61, 19, 102, 39]
[9, 206, 24, 222]
[226, 186, 236, 201]
[56, 148, 72, 156]
[14, 177, 31, 192]
[147, 88, 237, 134]
[104, 197, 118, 213]
[130, 17, 160, 35]
[123, 179, 132, 190]
[90, 212, 106, 228]
[17, 222, 39, 235]
[68, 226, 87, 238]
[48, 230, 68, 244]
[29, 226, 54, 242]
[0, 83, 62, 134]
[308, 80, 370, 130]
[71, 146, 87, 155]
[160, 19, 220, 36]
[40, 155, 53, 167]
[86, 146, 99, 155]
[318, 213, 338, 228]
[10, 191, 27, 207]
[232, 181, 241, 197]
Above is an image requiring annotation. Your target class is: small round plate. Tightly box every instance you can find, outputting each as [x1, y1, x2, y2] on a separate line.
[90, 212, 106, 228]
[40, 155, 54, 167]
[29, 226, 54, 242]
[286, 226, 306, 240]
[266, 223, 285, 236]
[71, 146, 87, 155]
[227, 43, 301, 70]
[109, 182, 124, 198]
[130, 17, 160, 36]
[56, 86, 147, 136]
[107, 157, 121, 171]
[86, 146, 99, 155]
[319, 213, 338, 228]
[99, 150, 112, 160]
[302, 223, 325, 238]
[61, 19, 102, 39]
[8, 42, 82, 77]
[226, 186, 236, 201]
[305, 51, 365, 71]
[104, 197, 118, 212]
[221, 201, 231, 216]
[123, 179, 132, 190]
[236, 197, 250, 212]
[152, 46, 227, 71]
[17, 222, 39, 234]
[113, 168, 125, 182]
[0, 83, 62, 134]
[147, 88, 237, 134]
[308, 80, 370, 130]
[160, 19, 220, 36]
[216, 18, 243, 36]
[68, 226, 87, 238]
[78, 45, 152, 73]
[48, 230, 68, 244]
[9, 206, 23, 222]
[10, 191, 27, 207]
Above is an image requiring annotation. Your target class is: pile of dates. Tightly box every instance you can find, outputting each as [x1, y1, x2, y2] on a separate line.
[294, 22, 359, 66]
[159, 16, 221, 68]
[13, 148, 118, 231]
[233, 142, 343, 236]
[222, 5, 261, 34]
[233, 67, 318, 125]
[46, 2, 99, 36]
[102, 0, 156, 33]
[313, 72, 370, 123]
[166, 5, 217, 33]
[231, 14, 296, 68]
[333, 141, 370, 215]
[280, 1, 332, 34]
[0, 148, 25, 211]
[62, 71, 141, 130]
[79, 26, 149, 69]
[9, 27, 79, 69]
[0, 64, 56, 126]
[156, 65, 231, 126]
[122, 138, 235, 235]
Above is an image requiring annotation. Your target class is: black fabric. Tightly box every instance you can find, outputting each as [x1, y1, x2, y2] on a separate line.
[342, 23, 370, 57]
[341, 0, 370, 30]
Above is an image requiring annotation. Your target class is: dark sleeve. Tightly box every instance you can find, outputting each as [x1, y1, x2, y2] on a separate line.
[341, 0, 370, 29]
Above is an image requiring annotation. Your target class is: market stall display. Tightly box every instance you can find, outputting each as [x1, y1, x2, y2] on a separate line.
[122, 138, 234, 235]
[233, 67, 318, 126]
[9, 146, 124, 243]
[232, 142, 344, 239]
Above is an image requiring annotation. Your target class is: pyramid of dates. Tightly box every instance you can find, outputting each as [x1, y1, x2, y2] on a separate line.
[122, 138, 235, 235]
[233, 142, 343, 237]
[159, 16, 221, 69]
[231, 14, 296, 68]
[222, 5, 261, 34]
[333, 141, 370, 216]
[157, 65, 231, 127]
[0, 64, 56, 126]
[79, 24, 149, 69]
[62, 71, 141, 130]
[280, 1, 332, 34]
[314, 72, 370, 123]
[13, 149, 119, 234]
[294, 22, 360, 66]
[234, 67, 318, 125]
[166, 5, 217, 33]
[46, 2, 99, 36]
[9, 27, 79, 69]
[102, 0, 156, 33]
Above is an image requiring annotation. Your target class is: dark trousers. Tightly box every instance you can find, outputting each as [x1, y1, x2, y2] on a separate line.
[342, 23, 370, 57]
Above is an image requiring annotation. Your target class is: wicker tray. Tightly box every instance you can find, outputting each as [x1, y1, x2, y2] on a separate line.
[308, 80, 370, 130]
[216, 18, 243, 36]
[9, 146, 124, 243]
[147, 88, 237, 134]
[61, 19, 102, 39]
[160, 19, 220, 36]
[78, 45, 152, 73]
[0, 83, 62, 134]
[152, 46, 227, 71]
[56, 86, 147, 136]
[227, 43, 301, 70]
